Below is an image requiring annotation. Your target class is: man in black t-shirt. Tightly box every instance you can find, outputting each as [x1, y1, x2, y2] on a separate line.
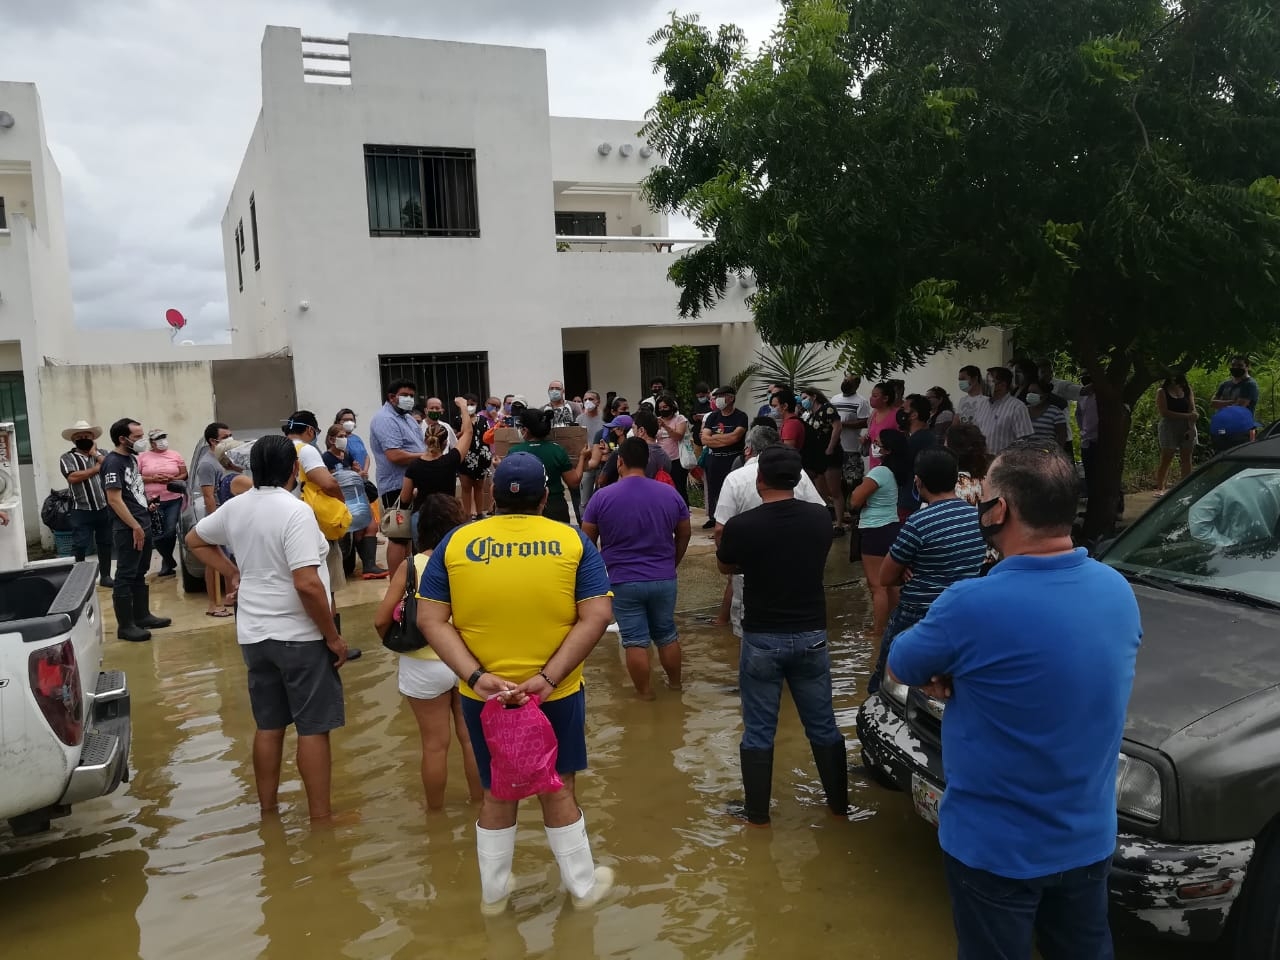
[716, 446, 847, 826]
[102, 417, 172, 642]
[699, 385, 750, 528]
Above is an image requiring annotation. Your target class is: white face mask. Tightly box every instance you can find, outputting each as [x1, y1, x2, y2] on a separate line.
[341, 420, 356, 433]
[153, 439, 169, 452]
[396, 395, 415, 412]
[548, 389, 563, 402]
[715, 396, 728, 411]
[584, 400, 597, 412]
[466, 405, 477, 415]
[131, 438, 148, 454]
[334, 437, 348, 451]
[1025, 393, 1042, 406]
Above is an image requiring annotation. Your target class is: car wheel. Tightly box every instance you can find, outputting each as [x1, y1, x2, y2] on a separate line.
[1230, 822, 1280, 958]
[179, 549, 205, 594]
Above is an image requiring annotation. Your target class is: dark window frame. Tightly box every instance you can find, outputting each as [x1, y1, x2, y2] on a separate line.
[364, 145, 480, 238]
[234, 222, 244, 292]
[249, 194, 260, 270]
[0, 372, 33, 464]
[555, 211, 607, 237]
[377, 352, 490, 403]
[0, 197, 6, 230]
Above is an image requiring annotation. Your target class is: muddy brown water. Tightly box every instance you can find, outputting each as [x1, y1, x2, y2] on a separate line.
[1, 585, 1210, 959]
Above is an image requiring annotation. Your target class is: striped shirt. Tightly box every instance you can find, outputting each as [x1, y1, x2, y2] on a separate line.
[889, 498, 986, 607]
[59, 450, 108, 510]
[1030, 404, 1068, 443]
[972, 394, 1034, 455]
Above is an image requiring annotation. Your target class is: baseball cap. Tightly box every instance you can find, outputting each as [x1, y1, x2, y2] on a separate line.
[603, 414, 634, 430]
[511, 394, 529, 410]
[147, 429, 168, 441]
[756, 445, 803, 489]
[492, 451, 547, 503]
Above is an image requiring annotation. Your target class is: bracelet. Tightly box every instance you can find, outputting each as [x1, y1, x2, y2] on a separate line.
[466, 667, 486, 688]
[538, 671, 558, 689]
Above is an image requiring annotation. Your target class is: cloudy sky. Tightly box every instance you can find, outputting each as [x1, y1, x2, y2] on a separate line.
[1, 0, 780, 344]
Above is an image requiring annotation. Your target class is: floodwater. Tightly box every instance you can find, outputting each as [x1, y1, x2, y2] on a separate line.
[1, 585, 1211, 960]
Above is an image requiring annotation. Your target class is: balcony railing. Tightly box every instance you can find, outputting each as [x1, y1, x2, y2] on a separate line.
[555, 235, 709, 254]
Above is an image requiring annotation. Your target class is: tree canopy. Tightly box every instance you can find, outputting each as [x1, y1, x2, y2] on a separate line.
[641, 0, 1280, 533]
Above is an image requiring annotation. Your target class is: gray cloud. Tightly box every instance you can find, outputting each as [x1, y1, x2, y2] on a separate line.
[2, 0, 778, 346]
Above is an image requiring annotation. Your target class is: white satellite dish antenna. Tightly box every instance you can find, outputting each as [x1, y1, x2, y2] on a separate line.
[180, 339, 195, 346]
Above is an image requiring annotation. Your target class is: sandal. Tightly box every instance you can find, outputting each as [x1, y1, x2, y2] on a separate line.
[832, 523, 848, 536]
[205, 607, 234, 618]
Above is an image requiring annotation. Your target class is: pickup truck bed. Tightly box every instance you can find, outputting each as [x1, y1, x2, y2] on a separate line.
[0, 560, 132, 835]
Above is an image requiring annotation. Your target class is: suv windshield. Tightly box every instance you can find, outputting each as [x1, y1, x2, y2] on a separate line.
[1101, 459, 1280, 606]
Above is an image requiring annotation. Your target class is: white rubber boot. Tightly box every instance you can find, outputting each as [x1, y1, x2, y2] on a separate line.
[476, 823, 517, 916]
[545, 811, 614, 909]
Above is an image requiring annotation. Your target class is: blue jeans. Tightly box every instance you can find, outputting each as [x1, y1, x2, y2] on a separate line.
[739, 628, 841, 751]
[154, 498, 182, 567]
[945, 854, 1114, 960]
[867, 601, 928, 694]
[69, 507, 112, 576]
[612, 579, 678, 649]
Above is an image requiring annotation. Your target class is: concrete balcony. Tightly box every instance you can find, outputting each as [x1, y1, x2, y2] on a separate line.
[554, 237, 756, 330]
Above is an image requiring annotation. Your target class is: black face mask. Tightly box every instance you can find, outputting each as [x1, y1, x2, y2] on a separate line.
[74, 438, 95, 452]
[1231, 367, 1246, 378]
[895, 409, 911, 431]
[978, 496, 1005, 544]
[658, 408, 673, 417]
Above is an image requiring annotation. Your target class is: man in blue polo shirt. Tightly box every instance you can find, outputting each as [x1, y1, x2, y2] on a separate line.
[889, 444, 1142, 960]
[368, 378, 424, 576]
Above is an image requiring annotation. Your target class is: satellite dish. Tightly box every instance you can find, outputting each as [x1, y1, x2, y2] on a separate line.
[165, 308, 186, 330]
[0, 112, 14, 130]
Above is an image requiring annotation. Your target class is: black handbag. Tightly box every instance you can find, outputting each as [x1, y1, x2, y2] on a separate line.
[382, 555, 428, 654]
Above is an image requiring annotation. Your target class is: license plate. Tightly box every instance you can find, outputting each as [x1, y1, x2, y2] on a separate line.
[911, 773, 942, 827]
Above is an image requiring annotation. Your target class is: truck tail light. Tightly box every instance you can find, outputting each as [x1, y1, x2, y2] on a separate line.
[28, 639, 84, 746]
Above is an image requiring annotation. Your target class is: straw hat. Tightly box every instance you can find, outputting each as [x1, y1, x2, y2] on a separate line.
[61, 419, 102, 441]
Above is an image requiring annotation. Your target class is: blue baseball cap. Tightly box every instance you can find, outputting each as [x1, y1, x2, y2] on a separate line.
[492, 451, 547, 503]
[604, 414, 634, 431]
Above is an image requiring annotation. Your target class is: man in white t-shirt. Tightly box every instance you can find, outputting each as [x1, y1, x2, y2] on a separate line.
[955, 365, 988, 425]
[832, 374, 872, 492]
[283, 411, 348, 591]
[713, 424, 826, 637]
[185, 435, 350, 822]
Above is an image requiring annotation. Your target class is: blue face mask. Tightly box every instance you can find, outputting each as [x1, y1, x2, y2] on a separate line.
[801, 397, 812, 411]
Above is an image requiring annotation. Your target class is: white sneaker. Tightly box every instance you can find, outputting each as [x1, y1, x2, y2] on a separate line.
[605, 622, 620, 633]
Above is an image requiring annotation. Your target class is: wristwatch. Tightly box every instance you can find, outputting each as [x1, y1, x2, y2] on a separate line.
[466, 667, 486, 688]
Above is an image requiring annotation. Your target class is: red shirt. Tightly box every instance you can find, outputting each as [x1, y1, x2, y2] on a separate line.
[779, 414, 805, 450]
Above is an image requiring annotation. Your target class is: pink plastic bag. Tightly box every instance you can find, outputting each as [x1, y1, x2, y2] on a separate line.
[480, 695, 564, 801]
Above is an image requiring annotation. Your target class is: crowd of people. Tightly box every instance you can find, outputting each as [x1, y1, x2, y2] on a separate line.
[57, 355, 1263, 952]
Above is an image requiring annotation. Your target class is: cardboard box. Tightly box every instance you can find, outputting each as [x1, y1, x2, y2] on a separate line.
[492, 428, 523, 459]
[551, 426, 589, 459]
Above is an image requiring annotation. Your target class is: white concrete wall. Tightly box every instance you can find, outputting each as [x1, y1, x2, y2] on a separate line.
[549, 117, 660, 186]
[38, 360, 216, 495]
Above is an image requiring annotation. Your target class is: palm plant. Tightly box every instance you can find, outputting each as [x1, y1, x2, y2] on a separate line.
[751, 342, 839, 401]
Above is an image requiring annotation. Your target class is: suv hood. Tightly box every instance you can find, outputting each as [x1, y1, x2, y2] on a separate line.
[1125, 582, 1280, 747]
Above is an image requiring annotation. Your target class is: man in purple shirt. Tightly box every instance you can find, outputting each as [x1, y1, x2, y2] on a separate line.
[582, 437, 691, 699]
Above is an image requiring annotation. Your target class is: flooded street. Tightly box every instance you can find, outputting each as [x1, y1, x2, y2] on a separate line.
[1, 583, 1212, 959]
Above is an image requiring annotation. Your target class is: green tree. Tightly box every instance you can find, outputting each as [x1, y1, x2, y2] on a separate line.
[642, 0, 1280, 537]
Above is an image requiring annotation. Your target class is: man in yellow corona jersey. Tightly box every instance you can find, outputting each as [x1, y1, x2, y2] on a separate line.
[417, 452, 615, 915]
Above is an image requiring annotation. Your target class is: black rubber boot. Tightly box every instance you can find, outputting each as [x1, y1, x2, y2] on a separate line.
[734, 747, 774, 826]
[113, 596, 152, 643]
[811, 739, 850, 816]
[133, 586, 172, 629]
[357, 536, 387, 578]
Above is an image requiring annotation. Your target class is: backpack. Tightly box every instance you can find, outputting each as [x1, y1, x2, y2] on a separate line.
[382, 554, 427, 653]
[41, 489, 74, 532]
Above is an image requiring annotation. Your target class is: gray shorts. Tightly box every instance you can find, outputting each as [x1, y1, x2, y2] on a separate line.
[241, 639, 345, 736]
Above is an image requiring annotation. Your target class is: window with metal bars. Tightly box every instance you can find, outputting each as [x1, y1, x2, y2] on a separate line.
[364, 146, 480, 237]
[249, 194, 260, 270]
[639, 346, 720, 397]
[0, 373, 32, 464]
[554, 211, 607, 237]
[378, 352, 489, 403]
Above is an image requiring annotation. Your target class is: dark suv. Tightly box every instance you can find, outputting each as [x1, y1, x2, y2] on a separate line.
[857, 436, 1280, 956]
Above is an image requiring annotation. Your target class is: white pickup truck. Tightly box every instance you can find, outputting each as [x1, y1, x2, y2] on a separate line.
[0, 558, 131, 835]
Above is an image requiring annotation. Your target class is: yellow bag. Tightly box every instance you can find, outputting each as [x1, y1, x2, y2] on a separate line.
[293, 443, 352, 540]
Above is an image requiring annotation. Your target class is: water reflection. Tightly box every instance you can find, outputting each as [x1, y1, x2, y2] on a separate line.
[0, 585, 1212, 959]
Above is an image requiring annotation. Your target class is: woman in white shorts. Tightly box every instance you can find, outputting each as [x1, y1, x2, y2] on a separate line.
[375, 494, 482, 810]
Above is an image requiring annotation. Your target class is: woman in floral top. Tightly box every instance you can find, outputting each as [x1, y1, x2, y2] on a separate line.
[454, 393, 493, 520]
[800, 385, 847, 531]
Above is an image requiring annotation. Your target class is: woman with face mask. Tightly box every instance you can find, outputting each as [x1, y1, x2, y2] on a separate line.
[575, 391, 606, 510]
[454, 393, 493, 521]
[138, 428, 188, 578]
[401, 399, 474, 533]
[849, 428, 908, 644]
[654, 395, 691, 504]
[333, 408, 370, 479]
[864, 382, 899, 471]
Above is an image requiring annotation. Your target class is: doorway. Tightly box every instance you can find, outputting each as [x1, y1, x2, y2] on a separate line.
[562, 351, 591, 401]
